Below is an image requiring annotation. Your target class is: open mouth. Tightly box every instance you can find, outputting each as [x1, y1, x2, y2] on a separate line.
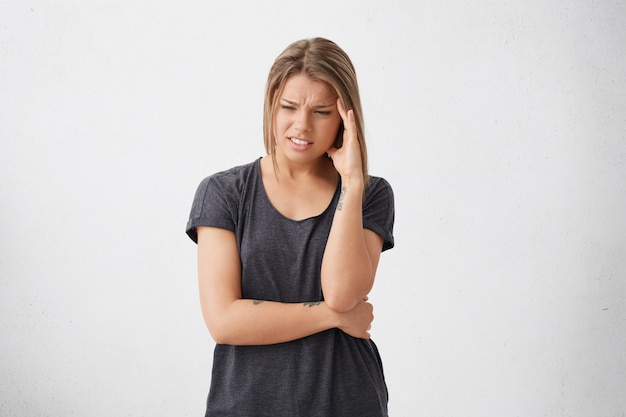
[289, 137, 311, 146]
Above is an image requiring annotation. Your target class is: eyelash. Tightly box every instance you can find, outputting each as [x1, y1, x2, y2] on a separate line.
[280, 105, 331, 116]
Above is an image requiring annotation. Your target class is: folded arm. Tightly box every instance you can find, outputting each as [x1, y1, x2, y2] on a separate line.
[196, 226, 373, 345]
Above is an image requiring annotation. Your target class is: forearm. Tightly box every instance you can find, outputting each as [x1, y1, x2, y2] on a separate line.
[321, 177, 373, 312]
[204, 299, 339, 346]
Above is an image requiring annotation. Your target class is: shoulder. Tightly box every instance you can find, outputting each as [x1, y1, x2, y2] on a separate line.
[364, 175, 394, 204]
[363, 175, 395, 251]
[367, 175, 393, 190]
[197, 159, 259, 193]
[186, 159, 260, 242]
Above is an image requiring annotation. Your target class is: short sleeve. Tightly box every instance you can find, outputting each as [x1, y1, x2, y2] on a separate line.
[363, 177, 395, 251]
[185, 175, 238, 243]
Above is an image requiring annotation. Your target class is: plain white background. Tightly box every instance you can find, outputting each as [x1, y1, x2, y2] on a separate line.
[1, 1, 625, 416]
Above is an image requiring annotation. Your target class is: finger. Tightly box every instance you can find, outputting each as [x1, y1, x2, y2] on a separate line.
[337, 98, 357, 133]
[337, 97, 348, 122]
[338, 100, 356, 131]
[346, 109, 355, 134]
[337, 98, 357, 144]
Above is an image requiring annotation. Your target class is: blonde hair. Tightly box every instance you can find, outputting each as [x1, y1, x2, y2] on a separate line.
[263, 37, 369, 184]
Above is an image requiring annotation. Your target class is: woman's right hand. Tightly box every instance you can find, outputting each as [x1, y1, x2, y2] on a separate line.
[336, 298, 374, 339]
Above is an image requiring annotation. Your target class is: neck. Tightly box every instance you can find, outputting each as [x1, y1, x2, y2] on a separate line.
[269, 152, 335, 182]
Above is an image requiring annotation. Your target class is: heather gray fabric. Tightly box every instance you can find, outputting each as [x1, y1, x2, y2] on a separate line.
[186, 158, 395, 417]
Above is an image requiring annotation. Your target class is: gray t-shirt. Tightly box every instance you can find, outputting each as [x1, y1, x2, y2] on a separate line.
[186, 158, 395, 417]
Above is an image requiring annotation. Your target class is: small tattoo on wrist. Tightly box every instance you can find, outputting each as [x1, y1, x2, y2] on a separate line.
[252, 300, 264, 305]
[337, 186, 347, 211]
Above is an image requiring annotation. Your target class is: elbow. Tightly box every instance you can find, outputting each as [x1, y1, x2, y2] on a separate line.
[211, 334, 231, 345]
[208, 325, 238, 345]
[205, 324, 223, 344]
[324, 293, 360, 313]
[208, 327, 228, 345]
[204, 317, 235, 345]
[322, 272, 374, 313]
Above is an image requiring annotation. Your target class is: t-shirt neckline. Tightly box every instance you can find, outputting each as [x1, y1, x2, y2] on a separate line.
[255, 158, 341, 223]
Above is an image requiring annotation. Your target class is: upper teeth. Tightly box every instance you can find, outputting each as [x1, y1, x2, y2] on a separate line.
[291, 138, 308, 145]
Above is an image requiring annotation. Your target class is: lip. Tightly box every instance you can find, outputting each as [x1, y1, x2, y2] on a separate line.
[290, 136, 311, 144]
[288, 137, 313, 150]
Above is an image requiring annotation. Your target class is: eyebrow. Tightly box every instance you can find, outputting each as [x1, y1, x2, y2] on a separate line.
[280, 98, 336, 108]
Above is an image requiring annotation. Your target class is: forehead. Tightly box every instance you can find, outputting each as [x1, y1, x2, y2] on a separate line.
[279, 74, 336, 102]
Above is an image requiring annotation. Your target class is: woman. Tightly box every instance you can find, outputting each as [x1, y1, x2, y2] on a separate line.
[186, 37, 395, 416]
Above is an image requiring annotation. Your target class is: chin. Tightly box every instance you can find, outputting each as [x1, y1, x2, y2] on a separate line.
[281, 150, 324, 165]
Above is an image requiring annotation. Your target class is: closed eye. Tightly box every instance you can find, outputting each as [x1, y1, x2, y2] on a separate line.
[315, 110, 332, 115]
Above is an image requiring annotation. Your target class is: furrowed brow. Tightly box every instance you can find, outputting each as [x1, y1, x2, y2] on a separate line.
[280, 99, 336, 108]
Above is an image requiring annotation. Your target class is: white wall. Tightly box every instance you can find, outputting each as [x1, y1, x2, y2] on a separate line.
[1, 1, 625, 416]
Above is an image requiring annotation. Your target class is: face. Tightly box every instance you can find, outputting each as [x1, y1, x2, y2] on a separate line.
[273, 74, 342, 166]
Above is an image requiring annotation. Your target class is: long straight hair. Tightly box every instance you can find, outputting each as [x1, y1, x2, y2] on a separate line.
[263, 38, 369, 184]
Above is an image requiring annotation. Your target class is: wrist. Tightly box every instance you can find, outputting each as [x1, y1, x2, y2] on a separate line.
[322, 301, 343, 328]
[340, 174, 364, 190]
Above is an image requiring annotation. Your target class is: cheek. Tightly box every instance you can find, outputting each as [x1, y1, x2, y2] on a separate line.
[274, 112, 290, 133]
[324, 118, 342, 138]
[272, 114, 284, 137]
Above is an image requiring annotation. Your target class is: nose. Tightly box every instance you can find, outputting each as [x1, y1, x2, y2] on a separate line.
[294, 109, 312, 132]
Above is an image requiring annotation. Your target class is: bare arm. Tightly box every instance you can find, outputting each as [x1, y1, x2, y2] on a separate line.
[320, 181, 384, 312]
[196, 226, 374, 345]
[322, 100, 385, 312]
